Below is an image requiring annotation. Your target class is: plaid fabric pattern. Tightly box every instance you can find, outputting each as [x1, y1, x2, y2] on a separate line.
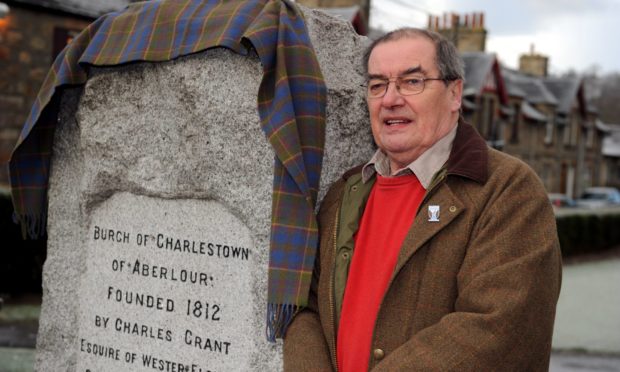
[8, 0, 326, 341]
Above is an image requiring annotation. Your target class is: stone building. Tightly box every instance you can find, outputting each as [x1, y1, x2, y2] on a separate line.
[429, 11, 605, 198]
[0, 0, 131, 186]
[0, 0, 369, 188]
[542, 75, 592, 196]
[429, 12, 487, 53]
[600, 122, 620, 188]
[459, 52, 509, 149]
[500, 68, 560, 192]
[519, 44, 549, 78]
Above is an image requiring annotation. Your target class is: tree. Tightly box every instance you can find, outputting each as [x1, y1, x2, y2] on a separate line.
[578, 65, 620, 124]
[595, 73, 620, 123]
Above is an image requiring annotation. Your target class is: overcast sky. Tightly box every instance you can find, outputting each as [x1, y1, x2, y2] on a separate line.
[369, 0, 620, 75]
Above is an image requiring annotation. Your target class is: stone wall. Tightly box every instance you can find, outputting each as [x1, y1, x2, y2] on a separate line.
[0, 4, 91, 186]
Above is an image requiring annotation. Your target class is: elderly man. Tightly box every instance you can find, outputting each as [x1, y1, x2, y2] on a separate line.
[283, 28, 562, 371]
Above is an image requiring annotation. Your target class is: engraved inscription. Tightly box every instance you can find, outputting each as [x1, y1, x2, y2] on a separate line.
[75, 193, 256, 371]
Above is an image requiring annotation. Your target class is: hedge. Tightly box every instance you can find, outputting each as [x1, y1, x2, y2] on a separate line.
[0, 187, 47, 294]
[555, 210, 620, 257]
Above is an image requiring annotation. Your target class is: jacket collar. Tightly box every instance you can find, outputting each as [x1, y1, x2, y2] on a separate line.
[361, 124, 458, 188]
[343, 119, 488, 185]
[445, 119, 488, 184]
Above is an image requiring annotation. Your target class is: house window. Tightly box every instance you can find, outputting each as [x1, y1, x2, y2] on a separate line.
[510, 102, 520, 144]
[542, 163, 553, 191]
[477, 97, 487, 137]
[495, 120, 504, 149]
[478, 95, 496, 140]
[582, 166, 592, 188]
[570, 118, 579, 146]
[562, 123, 570, 146]
[586, 126, 594, 149]
[544, 118, 553, 145]
[486, 97, 495, 139]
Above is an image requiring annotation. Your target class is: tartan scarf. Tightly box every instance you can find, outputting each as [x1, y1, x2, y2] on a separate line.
[8, 0, 326, 341]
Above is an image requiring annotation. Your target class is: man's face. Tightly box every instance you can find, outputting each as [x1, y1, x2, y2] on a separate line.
[366, 36, 462, 172]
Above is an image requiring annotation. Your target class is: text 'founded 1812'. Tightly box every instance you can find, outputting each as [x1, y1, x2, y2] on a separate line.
[75, 193, 257, 371]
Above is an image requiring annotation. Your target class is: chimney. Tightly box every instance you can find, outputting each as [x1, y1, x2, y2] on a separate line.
[519, 45, 549, 77]
[429, 11, 487, 52]
[451, 13, 459, 29]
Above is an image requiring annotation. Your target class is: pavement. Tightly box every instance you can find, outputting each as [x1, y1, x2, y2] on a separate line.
[0, 347, 35, 372]
[551, 353, 620, 372]
[549, 254, 620, 371]
[0, 295, 39, 372]
[553, 256, 620, 354]
[0, 255, 619, 371]
[0, 323, 37, 349]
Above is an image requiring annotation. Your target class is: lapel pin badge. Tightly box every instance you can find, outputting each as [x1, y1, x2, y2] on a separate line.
[428, 205, 440, 222]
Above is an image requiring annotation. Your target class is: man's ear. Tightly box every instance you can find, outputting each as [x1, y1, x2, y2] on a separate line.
[450, 79, 463, 112]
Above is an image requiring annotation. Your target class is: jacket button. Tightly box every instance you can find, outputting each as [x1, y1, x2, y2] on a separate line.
[449, 205, 457, 212]
[351, 185, 358, 192]
[342, 252, 350, 260]
[373, 348, 385, 360]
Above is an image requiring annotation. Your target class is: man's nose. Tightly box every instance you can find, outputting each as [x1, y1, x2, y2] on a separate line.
[381, 82, 405, 107]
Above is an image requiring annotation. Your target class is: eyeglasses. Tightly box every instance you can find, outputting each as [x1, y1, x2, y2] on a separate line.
[363, 75, 453, 98]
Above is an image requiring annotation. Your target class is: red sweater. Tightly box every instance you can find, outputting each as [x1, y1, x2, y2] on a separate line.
[337, 174, 425, 372]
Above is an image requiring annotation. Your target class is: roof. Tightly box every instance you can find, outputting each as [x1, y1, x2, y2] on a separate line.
[521, 101, 548, 123]
[461, 52, 495, 95]
[5, 0, 131, 18]
[461, 51, 509, 105]
[542, 76, 583, 115]
[596, 119, 616, 133]
[462, 97, 477, 111]
[501, 68, 558, 106]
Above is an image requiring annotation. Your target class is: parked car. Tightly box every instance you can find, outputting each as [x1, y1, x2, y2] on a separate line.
[548, 193, 576, 208]
[576, 187, 620, 209]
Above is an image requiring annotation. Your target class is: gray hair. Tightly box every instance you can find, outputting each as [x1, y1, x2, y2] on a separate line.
[363, 28, 465, 82]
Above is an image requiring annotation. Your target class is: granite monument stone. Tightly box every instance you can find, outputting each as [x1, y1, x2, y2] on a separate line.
[37, 7, 373, 371]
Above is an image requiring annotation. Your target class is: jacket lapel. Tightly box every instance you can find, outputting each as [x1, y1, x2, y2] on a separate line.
[392, 183, 465, 279]
[390, 122, 488, 277]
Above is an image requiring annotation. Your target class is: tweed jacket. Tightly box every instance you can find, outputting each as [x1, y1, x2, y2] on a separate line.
[283, 122, 562, 371]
